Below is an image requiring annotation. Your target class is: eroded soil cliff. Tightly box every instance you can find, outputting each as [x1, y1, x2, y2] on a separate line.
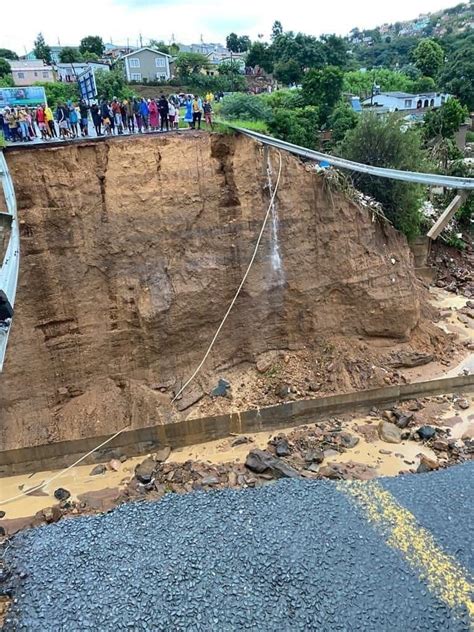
[0, 133, 448, 449]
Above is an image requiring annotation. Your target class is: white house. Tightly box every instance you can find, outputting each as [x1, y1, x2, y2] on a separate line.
[121, 47, 171, 82]
[362, 91, 451, 111]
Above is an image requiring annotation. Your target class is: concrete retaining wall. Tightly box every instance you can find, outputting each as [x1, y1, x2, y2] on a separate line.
[1, 374, 472, 476]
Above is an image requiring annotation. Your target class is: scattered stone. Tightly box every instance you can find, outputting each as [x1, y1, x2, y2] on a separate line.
[245, 449, 300, 478]
[407, 400, 424, 411]
[0, 511, 5, 519]
[318, 465, 344, 480]
[382, 410, 397, 423]
[90, 464, 106, 476]
[135, 458, 156, 484]
[388, 351, 433, 368]
[274, 437, 291, 457]
[379, 449, 392, 455]
[211, 378, 231, 398]
[378, 421, 402, 444]
[256, 357, 272, 374]
[417, 426, 436, 441]
[232, 436, 253, 448]
[308, 382, 321, 392]
[455, 398, 470, 410]
[54, 488, 70, 502]
[200, 475, 220, 486]
[154, 447, 171, 463]
[339, 433, 359, 449]
[108, 459, 121, 472]
[175, 386, 204, 412]
[305, 463, 320, 473]
[457, 314, 470, 325]
[275, 383, 291, 398]
[0, 526, 5, 537]
[417, 454, 439, 474]
[304, 449, 324, 464]
[42, 506, 62, 523]
[432, 439, 449, 452]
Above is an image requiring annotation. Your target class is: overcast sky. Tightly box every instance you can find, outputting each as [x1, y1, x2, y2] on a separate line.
[3, 0, 464, 55]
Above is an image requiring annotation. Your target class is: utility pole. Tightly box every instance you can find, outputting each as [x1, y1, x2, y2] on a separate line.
[139, 33, 143, 48]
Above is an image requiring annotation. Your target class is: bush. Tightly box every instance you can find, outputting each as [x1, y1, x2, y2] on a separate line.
[328, 101, 358, 144]
[340, 113, 428, 239]
[259, 89, 304, 111]
[220, 93, 273, 122]
[267, 106, 319, 148]
[37, 81, 79, 107]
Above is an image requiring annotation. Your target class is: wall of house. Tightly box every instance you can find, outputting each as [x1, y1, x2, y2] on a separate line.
[126, 50, 170, 82]
[12, 70, 55, 87]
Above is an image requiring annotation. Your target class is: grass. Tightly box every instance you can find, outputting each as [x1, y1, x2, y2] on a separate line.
[214, 118, 269, 135]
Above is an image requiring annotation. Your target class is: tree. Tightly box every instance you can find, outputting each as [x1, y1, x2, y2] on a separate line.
[328, 101, 358, 143]
[79, 36, 104, 57]
[149, 40, 170, 54]
[274, 60, 302, 85]
[271, 32, 326, 74]
[302, 66, 344, 123]
[271, 21, 283, 40]
[220, 93, 273, 122]
[34, 33, 52, 64]
[0, 49, 18, 60]
[95, 69, 131, 100]
[59, 47, 82, 63]
[268, 106, 319, 148]
[225, 33, 250, 53]
[413, 76, 436, 93]
[423, 99, 467, 140]
[340, 114, 427, 238]
[175, 52, 209, 76]
[321, 34, 348, 69]
[0, 59, 11, 79]
[412, 38, 444, 78]
[246, 42, 273, 73]
[218, 61, 242, 76]
[439, 41, 474, 110]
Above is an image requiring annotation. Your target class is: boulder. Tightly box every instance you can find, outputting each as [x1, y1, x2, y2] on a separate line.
[274, 437, 291, 457]
[318, 465, 344, 480]
[108, 459, 121, 472]
[201, 475, 220, 486]
[135, 457, 156, 484]
[175, 386, 204, 411]
[304, 449, 324, 464]
[42, 505, 62, 523]
[245, 449, 300, 478]
[339, 433, 359, 449]
[389, 351, 433, 368]
[382, 410, 397, 423]
[256, 357, 272, 374]
[417, 426, 436, 441]
[0, 511, 5, 519]
[395, 413, 414, 429]
[378, 421, 402, 444]
[416, 454, 439, 473]
[211, 378, 231, 397]
[154, 446, 171, 463]
[231, 435, 253, 447]
[90, 464, 106, 476]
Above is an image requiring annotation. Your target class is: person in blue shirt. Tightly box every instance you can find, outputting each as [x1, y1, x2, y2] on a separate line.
[69, 104, 79, 138]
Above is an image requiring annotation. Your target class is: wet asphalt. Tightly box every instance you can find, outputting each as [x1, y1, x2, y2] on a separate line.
[2, 462, 473, 631]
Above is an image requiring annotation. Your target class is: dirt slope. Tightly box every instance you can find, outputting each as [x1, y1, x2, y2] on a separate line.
[0, 133, 447, 450]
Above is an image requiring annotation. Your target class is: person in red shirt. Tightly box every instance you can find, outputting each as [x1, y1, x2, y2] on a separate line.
[35, 105, 49, 140]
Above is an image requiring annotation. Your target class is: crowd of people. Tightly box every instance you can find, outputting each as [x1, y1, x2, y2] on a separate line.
[0, 94, 215, 143]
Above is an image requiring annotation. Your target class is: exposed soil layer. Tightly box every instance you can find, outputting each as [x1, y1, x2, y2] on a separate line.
[0, 133, 450, 450]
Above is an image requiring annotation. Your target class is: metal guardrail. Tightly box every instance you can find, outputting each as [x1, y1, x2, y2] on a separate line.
[0, 151, 20, 371]
[230, 126, 474, 190]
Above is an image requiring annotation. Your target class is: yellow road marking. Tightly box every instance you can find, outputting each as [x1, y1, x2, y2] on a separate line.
[340, 480, 474, 621]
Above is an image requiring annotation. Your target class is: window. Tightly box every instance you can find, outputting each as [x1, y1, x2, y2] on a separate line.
[17, 72, 25, 78]
[42, 71, 49, 78]
[34, 71, 38, 77]
[155, 57, 165, 68]
[430, 98, 434, 107]
[156, 73, 166, 80]
[129, 58, 140, 68]
[404, 99, 412, 108]
[424, 99, 429, 108]
[131, 73, 142, 81]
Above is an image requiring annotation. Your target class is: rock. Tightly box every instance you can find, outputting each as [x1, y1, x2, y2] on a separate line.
[275, 437, 291, 457]
[416, 454, 439, 473]
[318, 465, 344, 480]
[90, 464, 106, 476]
[211, 378, 231, 397]
[175, 386, 204, 412]
[432, 439, 449, 452]
[395, 413, 414, 429]
[275, 383, 291, 398]
[231, 435, 253, 447]
[378, 421, 402, 444]
[154, 446, 171, 463]
[0, 526, 5, 537]
[417, 426, 436, 441]
[135, 458, 156, 484]
[304, 449, 324, 464]
[457, 314, 470, 325]
[339, 433, 359, 449]
[382, 410, 397, 423]
[308, 382, 320, 392]
[389, 351, 433, 368]
[408, 400, 424, 411]
[256, 357, 272, 374]
[456, 398, 470, 410]
[245, 449, 300, 478]
[54, 488, 71, 501]
[42, 506, 62, 523]
[228, 471, 238, 487]
[305, 463, 320, 473]
[200, 475, 220, 486]
[0, 511, 5, 519]
[379, 449, 392, 455]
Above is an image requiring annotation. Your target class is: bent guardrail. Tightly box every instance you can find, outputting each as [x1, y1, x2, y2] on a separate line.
[0, 151, 20, 371]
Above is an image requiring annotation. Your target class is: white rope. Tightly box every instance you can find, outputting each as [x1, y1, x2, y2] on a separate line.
[172, 149, 283, 403]
[0, 426, 128, 506]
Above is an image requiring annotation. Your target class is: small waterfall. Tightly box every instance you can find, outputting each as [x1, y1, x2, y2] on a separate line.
[266, 156, 285, 287]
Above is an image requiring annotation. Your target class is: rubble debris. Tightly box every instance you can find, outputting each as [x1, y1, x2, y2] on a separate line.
[53, 488, 70, 502]
[90, 464, 107, 476]
[417, 426, 436, 441]
[378, 421, 402, 444]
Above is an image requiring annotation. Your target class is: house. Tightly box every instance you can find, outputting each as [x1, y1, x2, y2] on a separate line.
[9, 60, 55, 86]
[121, 47, 171, 82]
[362, 91, 451, 111]
[56, 61, 110, 83]
[25, 46, 71, 64]
[205, 51, 246, 75]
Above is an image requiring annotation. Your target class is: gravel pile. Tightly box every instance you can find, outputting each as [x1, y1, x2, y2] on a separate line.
[3, 465, 473, 631]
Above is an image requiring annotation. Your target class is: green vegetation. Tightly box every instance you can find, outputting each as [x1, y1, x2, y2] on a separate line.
[302, 66, 344, 123]
[59, 47, 82, 63]
[423, 99, 468, 140]
[220, 93, 273, 123]
[0, 49, 18, 60]
[95, 68, 133, 101]
[340, 114, 427, 238]
[412, 38, 444, 78]
[175, 52, 210, 76]
[37, 81, 79, 106]
[33, 33, 52, 64]
[226, 33, 251, 53]
[79, 36, 105, 58]
[0, 59, 11, 78]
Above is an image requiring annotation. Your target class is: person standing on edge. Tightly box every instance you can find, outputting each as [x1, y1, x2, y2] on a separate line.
[124, 99, 134, 133]
[158, 95, 169, 132]
[168, 99, 176, 130]
[69, 104, 79, 138]
[56, 103, 70, 140]
[139, 98, 149, 132]
[192, 95, 202, 130]
[111, 99, 123, 134]
[184, 95, 193, 128]
[44, 104, 56, 137]
[133, 98, 141, 132]
[0, 109, 11, 141]
[91, 102, 102, 136]
[203, 100, 213, 129]
[36, 104, 49, 140]
[79, 100, 89, 136]
[148, 98, 159, 131]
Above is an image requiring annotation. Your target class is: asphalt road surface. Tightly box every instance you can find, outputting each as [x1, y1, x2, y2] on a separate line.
[3, 463, 473, 631]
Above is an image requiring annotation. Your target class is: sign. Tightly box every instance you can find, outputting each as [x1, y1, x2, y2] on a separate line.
[77, 66, 97, 102]
[0, 86, 47, 108]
